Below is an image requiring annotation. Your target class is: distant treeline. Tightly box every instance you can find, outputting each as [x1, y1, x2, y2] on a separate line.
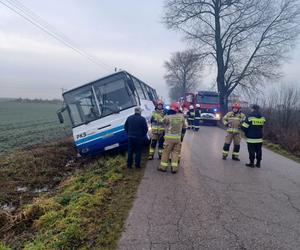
[0, 98, 63, 104]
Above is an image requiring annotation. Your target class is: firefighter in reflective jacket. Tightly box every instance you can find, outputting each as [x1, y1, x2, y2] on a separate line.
[193, 104, 201, 131]
[222, 103, 246, 161]
[159, 102, 186, 173]
[148, 100, 165, 160]
[187, 105, 195, 129]
[241, 104, 266, 168]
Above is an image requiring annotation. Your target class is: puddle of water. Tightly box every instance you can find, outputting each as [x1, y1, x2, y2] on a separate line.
[1, 202, 16, 213]
[17, 186, 49, 194]
[33, 187, 49, 193]
[17, 186, 28, 192]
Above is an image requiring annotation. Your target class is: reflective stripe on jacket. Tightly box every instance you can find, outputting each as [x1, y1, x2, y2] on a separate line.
[164, 113, 186, 140]
[241, 111, 266, 143]
[223, 111, 245, 133]
[187, 110, 195, 120]
[151, 110, 165, 133]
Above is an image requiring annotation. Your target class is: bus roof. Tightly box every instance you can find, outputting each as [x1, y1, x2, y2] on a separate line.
[62, 70, 155, 96]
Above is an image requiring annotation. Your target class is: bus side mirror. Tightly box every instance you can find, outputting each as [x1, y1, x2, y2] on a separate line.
[57, 106, 67, 123]
[57, 111, 64, 124]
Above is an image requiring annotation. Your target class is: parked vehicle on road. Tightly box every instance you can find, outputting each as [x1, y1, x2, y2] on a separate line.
[180, 91, 221, 125]
[57, 71, 158, 155]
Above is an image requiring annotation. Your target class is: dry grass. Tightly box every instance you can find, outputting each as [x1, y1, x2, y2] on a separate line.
[0, 140, 147, 250]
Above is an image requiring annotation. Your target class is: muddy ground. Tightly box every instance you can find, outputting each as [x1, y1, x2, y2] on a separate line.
[0, 138, 78, 214]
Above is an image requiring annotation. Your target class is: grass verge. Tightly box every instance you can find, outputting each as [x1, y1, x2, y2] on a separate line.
[0, 143, 147, 249]
[263, 140, 300, 164]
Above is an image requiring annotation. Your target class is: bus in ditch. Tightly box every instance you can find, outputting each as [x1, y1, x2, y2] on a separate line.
[57, 71, 158, 156]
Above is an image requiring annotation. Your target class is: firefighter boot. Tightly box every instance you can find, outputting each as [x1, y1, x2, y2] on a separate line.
[245, 162, 255, 168]
[232, 145, 240, 161]
[148, 139, 157, 160]
[148, 147, 154, 160]
[222, 143, 230, 160]
[255, 160, 261, 168]
[159, 143, 171, 172]
[232, 155, 240, 161]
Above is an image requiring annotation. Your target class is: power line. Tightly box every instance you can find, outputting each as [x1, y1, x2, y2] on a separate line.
[7, 0, 73, 46]
[0, 0, 113, 71]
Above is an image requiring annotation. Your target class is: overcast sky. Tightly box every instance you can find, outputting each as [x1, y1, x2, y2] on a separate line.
[0, 0, 300, 100]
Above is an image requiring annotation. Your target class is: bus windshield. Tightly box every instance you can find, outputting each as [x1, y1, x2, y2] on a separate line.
[64, 73, 137, 127]
[64, 85, 99, 127]
[196, 94, 219, 104]
[94, 77, 137, 117]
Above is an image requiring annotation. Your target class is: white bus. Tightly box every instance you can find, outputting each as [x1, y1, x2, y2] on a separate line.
[57, 71, 158, 156]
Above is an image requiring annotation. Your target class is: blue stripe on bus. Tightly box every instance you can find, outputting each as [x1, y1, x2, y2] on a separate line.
[77, 129, 128, 155]
[75, 125, 125, 146]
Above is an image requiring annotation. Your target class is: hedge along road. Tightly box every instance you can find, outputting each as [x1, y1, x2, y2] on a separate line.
[117, 126, 300, 250]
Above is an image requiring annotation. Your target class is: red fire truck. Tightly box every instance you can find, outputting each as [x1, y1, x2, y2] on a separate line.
[179, 91, 221, 125]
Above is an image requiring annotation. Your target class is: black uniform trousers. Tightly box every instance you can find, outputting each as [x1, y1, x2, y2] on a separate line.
[187, 119, 194, 129]
[247, 143, 262, 164]
[127, 136, 144, 168]
[150, 134, 164, 153]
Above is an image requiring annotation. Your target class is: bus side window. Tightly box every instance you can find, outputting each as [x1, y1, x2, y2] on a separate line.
[151, 88, 157, 101]
[141, 82, 150, 100]
[147, 87, 154, 101]
[133, 78, 146, 99]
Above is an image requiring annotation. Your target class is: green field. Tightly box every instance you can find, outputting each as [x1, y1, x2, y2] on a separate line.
[0, 101, 71, 154]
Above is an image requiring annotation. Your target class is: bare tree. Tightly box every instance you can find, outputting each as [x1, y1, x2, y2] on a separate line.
[261, 83, 300, 154]
[163, 0, 300, 114]
[164, 50, 202, 101]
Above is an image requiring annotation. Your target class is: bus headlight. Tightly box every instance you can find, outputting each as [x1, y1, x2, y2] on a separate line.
[216, 113, 221, 120]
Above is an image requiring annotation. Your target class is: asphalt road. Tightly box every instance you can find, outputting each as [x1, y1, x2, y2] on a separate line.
[117, 126, 300, 250]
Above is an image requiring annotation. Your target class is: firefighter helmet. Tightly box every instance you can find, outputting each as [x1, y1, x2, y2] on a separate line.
[156, 100, 164, 109]
[156, 100, 164, 106]
[170, 102, 180, 112]
[232, 103, 241, 110]
[189, 105, 194, 110]
[195, 104, 201, 108]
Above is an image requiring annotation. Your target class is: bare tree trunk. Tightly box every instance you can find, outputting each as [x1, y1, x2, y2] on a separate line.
[214, 0, 227, 115]
[219, 92, 228, 114]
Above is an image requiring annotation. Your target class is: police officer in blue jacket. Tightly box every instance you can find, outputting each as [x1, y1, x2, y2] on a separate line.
[124, 107, 148, 169]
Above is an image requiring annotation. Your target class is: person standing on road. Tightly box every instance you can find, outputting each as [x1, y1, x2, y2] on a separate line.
[222, 103, 246, 161]
[187, 105, 195, 129]
[193, 104, 201, 131]
[148, 100, 165, 160]
[124, 107, 148, 169]
[242, 104, 266, 168]
[159, 102, 186, 174]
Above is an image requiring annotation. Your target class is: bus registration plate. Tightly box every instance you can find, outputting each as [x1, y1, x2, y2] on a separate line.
[105, 143, 119, 151]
